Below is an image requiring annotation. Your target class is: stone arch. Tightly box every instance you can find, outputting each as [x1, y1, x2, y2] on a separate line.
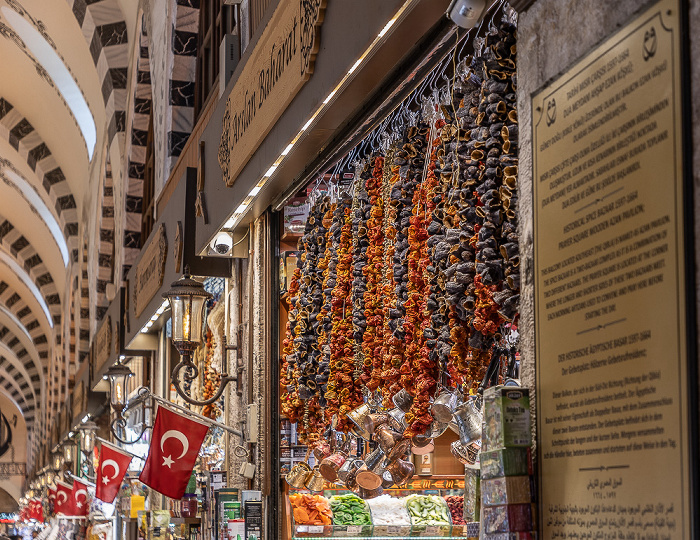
[0, 99, 79, 263]
[78, 237, 89, 365]
[122, 21, 152, 276]
[167, 1, 200, 171]
[64, 0, 129, 157]
[95, 158, 114, 324]
[0, 392, 28, 501]
[0, 216, 62, 325]
[0, 281, 51, 364]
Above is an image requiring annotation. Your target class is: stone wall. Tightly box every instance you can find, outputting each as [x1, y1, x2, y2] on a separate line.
[516, 0, 699, 451]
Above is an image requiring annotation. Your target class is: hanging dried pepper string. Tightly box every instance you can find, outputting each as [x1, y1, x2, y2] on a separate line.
[403, 122, 440, 437]
[397, 123, 429, 409]
[379, 147, 402, 405]
[314, 201, 338, 408]
[361, 154, 386, 391]
[324, 195, 358, 430]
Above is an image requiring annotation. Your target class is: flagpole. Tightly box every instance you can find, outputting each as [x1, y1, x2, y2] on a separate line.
[143, 388, 246, 443]
[96, 437, 143, 460]
[64, 471, 96, 489]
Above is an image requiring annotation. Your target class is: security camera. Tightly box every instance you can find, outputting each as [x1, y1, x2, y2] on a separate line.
[210, 232, 233, 255]
[446, 0, 486, 29]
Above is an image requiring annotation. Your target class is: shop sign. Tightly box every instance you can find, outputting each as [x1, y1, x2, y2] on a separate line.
[72, 381, 85, 421]
[218, 0, 326, 187]
[94, 315, 112, 374]
[133, 224, 167, 318]
[532, 0, 691, 537]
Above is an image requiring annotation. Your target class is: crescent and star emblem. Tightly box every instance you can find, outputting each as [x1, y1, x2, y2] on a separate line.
[160, 430, 189, 468]
[101, 459, 120, 485]
[56, 491, 67, 505]
[74, 489, 88, 508]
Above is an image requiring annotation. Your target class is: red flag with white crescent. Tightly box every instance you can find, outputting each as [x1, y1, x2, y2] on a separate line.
[71, 479, 89, 516]
[31, 499, 43, 522]
[48, 487, 56, 502]
[54, 481, 74, 515]
[138, 405, 209, 499]
[95, 441, 133, 503]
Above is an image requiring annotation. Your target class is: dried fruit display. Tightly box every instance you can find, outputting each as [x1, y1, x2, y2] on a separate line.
[280, 14, 520, 452]
[290, 493, 333, 525]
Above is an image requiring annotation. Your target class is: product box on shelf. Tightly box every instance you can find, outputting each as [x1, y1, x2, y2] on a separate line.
[482, 386, 531, 451]
[481, 476, 532, 507]
[480, 448, 532, 481]
[464, 468, 480, 522]
[481, 503, 536, 534]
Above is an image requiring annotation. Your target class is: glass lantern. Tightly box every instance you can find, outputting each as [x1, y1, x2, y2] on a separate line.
[52, 452, 62, 472]
[79, 421, 97, 452]
[63, 440, 76, 465]
[104, 362, 133, 413]
[163, 272, 212, 355]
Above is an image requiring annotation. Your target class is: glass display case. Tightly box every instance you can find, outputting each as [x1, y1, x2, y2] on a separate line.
[285, 476, 475, 540]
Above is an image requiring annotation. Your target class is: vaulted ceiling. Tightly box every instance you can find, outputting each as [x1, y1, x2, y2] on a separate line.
[0, 0, 138, 464]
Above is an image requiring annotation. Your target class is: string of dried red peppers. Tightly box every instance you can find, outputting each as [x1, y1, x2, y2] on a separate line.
[361, 155, 386, 391]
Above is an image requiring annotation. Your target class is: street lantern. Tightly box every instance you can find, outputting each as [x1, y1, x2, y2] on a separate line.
[79, 421, 97, 452]
[163, 270, 212, 354]
[104, 361, 133, 414]
[62, 439, 76, 465]
[51, 452, 62, 472]
[164, 269, 237, 406]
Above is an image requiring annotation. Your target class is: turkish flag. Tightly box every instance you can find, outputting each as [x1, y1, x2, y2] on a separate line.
[32, 499, 44, 522]
[138, 405, 209, 499]
[54, 481, 74, 515]
[48, 487, 56, 502]
[71, 479, 90, 516]
[96, 441, 132, 503]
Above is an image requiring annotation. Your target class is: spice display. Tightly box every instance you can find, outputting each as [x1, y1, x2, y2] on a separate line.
[404, 494, 451, 525]
[329, 494, 372, 526]
[290, 493, 333, 526]
[444, 495, 466, 525]
[365, 495, 411, 525]
[281, 8, 521, 496]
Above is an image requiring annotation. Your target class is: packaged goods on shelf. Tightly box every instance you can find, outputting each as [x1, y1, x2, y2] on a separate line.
[481, 476, 532, 507]
[482, 386, 531, 451]
[480, 448, 531, 480]
[481, 503, 536, 534]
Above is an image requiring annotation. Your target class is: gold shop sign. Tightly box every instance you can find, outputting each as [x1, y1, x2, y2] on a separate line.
[218, 0, 326, 187]
[533, 0, 690, 537]
[134, 223, 168, 318]
[94, 315, 112, 374]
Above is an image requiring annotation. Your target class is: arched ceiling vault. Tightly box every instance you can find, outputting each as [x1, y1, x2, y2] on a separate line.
[0, 0, 135, 472]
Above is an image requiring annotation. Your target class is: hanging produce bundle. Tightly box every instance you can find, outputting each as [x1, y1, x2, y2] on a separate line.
[281, 13, 521, 483]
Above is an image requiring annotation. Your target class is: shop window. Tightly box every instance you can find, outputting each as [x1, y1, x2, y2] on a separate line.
[141, 111, 155, 243]
[194, 2, 237, 120]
